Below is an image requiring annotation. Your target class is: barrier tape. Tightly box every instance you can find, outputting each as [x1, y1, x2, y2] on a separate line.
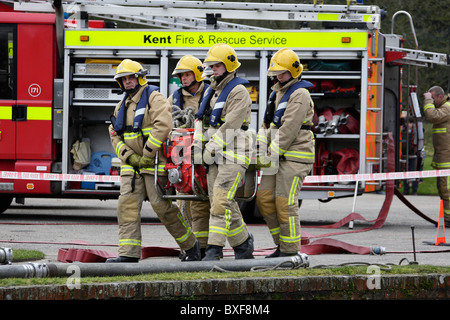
[1, 169, 450, 184]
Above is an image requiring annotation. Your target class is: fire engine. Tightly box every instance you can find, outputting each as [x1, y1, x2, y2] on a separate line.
[0, 0, 448, 215]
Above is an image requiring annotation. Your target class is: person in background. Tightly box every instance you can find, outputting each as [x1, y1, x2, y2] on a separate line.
[168, 55, 211, 259]
[423, 85, 450, 227]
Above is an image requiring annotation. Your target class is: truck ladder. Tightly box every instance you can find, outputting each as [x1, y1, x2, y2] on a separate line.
[386, 46, 449, 68]
[12, 0, 382, 30]
[365, 55, 385, 190]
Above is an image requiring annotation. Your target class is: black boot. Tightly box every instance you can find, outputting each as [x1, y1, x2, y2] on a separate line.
[202, 245, 224, 261]
[233, 233, 254, 259]
[181, 240, 201, 261]
[200, 248, 206, 260]
[265, 245, 280, 258]
[105, 256, 139, 263]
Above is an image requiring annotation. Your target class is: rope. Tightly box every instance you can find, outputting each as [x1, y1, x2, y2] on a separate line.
[172, 105, 196, 128]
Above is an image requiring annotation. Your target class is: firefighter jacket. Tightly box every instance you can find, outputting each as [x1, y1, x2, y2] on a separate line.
[193, 71, 253, 168]
[424, 94, 450, 169]
[109, 84, 172, 176]
[257, 77, 315, 163]
[168, 81, 208, 113]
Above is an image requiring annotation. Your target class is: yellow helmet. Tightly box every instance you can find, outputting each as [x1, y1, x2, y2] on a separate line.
[114, 59, 148, 89]
[268, 48, 303, 78]
[172, 55, 205, 82]
[204, 43, 241, 72]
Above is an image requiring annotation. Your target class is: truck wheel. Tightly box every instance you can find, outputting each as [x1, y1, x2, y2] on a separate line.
[0, 195, 13, 214]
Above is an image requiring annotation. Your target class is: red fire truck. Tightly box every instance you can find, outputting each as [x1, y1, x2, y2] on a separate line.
[0, 0, 448, 214]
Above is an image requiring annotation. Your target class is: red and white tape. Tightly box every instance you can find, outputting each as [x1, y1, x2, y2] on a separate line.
[1, 169, 450, 184]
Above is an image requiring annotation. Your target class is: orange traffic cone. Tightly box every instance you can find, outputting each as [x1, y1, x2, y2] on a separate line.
[435, 200, 447, 245]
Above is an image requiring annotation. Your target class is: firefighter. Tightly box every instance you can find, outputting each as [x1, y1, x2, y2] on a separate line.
[194, 43, 254, 261]
[255, 48, 315, 257]
[168, 55, 211, 257]
[423, 85, 450, 227]
[107, 59, 200, 262]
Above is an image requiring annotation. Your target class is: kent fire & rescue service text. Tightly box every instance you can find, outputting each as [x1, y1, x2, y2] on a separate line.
[143, 33, 288, 46]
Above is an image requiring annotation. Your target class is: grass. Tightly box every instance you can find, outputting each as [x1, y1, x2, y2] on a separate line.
[10, 249, 45, 262]
[1, 262, 450, 287]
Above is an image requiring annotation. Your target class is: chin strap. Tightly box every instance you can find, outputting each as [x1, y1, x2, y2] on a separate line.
[182, 80, 197, 92]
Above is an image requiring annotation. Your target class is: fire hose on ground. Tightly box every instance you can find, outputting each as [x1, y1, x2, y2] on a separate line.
[0, 252, 310, 278]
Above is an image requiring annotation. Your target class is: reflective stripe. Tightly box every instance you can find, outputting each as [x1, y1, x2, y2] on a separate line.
[175, 211, 193, 243]
[280, 234, 301, 243]
[27, 107, 52, 120]
[269, 227, 280, 236]
[134, 107, 146, 118]
[115, 141, 126, 157]
[210, 216, 246, 238]
[423, 103, 435, 111]
[223, 150, 250, 165]
[119, 239, 141, 246]
[142, 127, 153, 136]
[280, 216, 301, 243]
[431, 162, 450, 168]
[288, 176, 300, 206]
[270, 141, 314, 160]
[141, 164, 166, 172]
[194, 132, 208, 142]
[224, 208, 231, 230]
[256, 134, 268, 145]
[0, 106, 12, 120]
[194, 231, 209, 238]
[227, 172, 241, 200]
[148, 133, 163, 148]
[212, 133, 226, 148]
[124, 131, 143, 140]
[270, 141, 285, 156]
[227, 219, 245, 237]
[210, 225, 229, 236]
[66, 30, 368, 49]
[284, 150, 315, 160]
[120, 164, 136, 173]
[432, 128, 447, 133]
[0, 106, 51, 120]
[318, 13, 339, 21]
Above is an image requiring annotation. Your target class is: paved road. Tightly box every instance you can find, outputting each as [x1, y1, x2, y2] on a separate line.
[0, 192, 449, 268]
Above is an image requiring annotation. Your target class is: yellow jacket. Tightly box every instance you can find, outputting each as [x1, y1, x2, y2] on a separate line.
[193, 71, 253, 167]
[109, 84, 172, 176]
[257, 78, 315, 163]
[424, 94, 450, 169]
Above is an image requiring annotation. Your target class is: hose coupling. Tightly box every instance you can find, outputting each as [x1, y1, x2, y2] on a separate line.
[0, 247, 13, 265]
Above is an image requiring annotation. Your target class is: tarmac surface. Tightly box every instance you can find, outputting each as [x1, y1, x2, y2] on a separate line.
[0, 191, 449, 268]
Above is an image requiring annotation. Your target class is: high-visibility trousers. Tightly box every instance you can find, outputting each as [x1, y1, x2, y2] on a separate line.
[177, 198, 211, 249]
[206, 163, 250, 248]
[256, 161, 313, 254]
[117, 173, 196, 258]
[437, 175, 450, 220]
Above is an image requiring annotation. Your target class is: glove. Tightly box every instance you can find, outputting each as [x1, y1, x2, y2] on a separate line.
[203, 149, 216, 165]
[127, 153, 141, 168]
[256, 155, 272, 169]
[139, 156, 155, 169]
